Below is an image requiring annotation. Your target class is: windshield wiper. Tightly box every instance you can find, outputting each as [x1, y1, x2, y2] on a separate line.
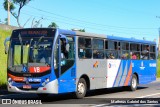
[18, 33, 23, 46]
[33, 36, 44, 49]
[36, 36, 44, 46]
[27, 38, 33, 70]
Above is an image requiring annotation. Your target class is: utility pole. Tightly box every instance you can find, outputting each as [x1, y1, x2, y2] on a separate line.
[156, 16, 160, 54]
[7, 0, 10, 25]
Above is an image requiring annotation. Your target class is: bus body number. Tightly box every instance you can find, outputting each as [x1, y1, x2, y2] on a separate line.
[34, 67, 40, 73]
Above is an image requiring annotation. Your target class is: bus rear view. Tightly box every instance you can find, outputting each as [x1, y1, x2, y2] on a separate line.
[7, 28, 58, 94]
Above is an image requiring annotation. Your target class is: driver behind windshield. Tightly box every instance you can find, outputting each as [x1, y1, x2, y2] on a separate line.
[38, 46, 51, 64]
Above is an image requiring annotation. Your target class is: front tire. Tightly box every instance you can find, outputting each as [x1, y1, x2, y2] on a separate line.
[130, 74, 138, 91]
[75, 78, 87, 99]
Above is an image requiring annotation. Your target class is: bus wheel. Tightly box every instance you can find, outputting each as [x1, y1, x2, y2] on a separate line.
[130, 74, 138, 91]
[76, 78, 87, 99]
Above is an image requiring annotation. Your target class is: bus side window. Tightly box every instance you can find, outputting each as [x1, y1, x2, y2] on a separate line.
[130, 43, 140, 60]
[141, 44, 149, 60]
[150, 45, 156, 60]
[105, 40, 118, 59]
[62, 36, 74, 59]
[121, 42, 130, 59]
[93, 39, 104, 59]
[78, 37, 92, 59]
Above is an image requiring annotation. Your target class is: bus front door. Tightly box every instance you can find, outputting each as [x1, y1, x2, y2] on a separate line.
[58, 36, 76, 93]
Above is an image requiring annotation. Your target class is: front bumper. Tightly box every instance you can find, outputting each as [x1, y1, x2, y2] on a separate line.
[8, 79, 58, 94]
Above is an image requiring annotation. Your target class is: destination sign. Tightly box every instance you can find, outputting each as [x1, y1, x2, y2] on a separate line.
[11, 28, 55, 38]
[20, 30, 48, 36]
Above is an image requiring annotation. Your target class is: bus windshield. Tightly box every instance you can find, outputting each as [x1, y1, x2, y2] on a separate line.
[8, 35, 54, 73]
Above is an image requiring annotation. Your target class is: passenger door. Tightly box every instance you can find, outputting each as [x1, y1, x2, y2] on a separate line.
[58, 35, 76, 93]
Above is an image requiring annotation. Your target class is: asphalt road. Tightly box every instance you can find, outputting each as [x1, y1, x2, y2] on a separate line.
[0, 79, 160, 107]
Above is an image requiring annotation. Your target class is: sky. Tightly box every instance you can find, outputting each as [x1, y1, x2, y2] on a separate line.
[0, 0, 160, 43]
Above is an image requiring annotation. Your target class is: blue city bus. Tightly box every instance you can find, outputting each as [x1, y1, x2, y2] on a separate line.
[5, 28, 157, 98]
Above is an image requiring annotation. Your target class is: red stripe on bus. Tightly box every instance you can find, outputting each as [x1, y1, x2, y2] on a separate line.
[29, 66, 50, 73]
[124, 62, 132, 86]
[8, 73, 25, 82]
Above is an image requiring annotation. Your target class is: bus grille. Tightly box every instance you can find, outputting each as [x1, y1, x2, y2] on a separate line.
[18, 87, 39, 91]
[15, 81, 40, 84]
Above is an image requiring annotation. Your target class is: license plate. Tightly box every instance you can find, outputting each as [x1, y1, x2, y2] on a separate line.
[23, 85, 31, 89]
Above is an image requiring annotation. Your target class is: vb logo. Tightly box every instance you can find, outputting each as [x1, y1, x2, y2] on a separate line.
[34, 67, 40, 73]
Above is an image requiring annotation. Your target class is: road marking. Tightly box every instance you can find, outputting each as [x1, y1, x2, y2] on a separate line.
[136, 93, 160, 98]
[91, 104, 109, 107]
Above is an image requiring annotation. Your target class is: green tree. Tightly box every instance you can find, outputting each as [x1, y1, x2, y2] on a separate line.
[3, 0, 32, 27]
[79, 28, 85, 32]
[72, 28, 85, 32]
[3, 0, 15, 12]
[48, 22, 58, 28]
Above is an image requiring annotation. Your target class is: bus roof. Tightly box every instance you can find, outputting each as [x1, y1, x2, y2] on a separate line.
[75, 30, 106, 38]
[75, 30, 156, 45]
[107, 35, 156, 45]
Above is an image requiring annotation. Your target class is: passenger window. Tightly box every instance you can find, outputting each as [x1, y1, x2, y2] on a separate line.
[79, 37, 91, 48]
[67, 37, 75, 59]
[108, 41, 116, 50]
[105, 40, 118, 59]
[105, 50, 118, 59]
[121, 42, 130, 59]
[78, 37, 92, 59]
[93, 39, 104, 59]
[141, 44, 149, 60]
[130, 43, 140, 60]
[150, 45, 155, 52]
[150, 45, 156, 60]
[105, 40, 108, 49]
[93, 39, 104, 49]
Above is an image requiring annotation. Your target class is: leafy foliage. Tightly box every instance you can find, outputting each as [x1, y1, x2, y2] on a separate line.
[48, 22, 59, 28]
[3, 0, 15, 11]
[79, 28, 85, 32]
[3, 0, 32, 27]
[0, 29, 11, 87]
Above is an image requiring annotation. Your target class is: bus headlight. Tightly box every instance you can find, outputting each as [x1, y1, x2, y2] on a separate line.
[8, 78, 12, 83]
[42, 78, 50, 86]
[8, 78, 13, 85]
[42, 82, 46, 86]
[45, 78, 50, 83]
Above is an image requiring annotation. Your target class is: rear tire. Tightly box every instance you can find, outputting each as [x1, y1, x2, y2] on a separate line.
[75, 78, 87, 99]
[130, 74, 138, 91]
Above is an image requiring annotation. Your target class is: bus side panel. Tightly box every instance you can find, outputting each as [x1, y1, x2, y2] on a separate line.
[58, 64, 76, 93]
[132, 60, 156, 85]
[76, 59, 107, 90]
[109, 60, 132, 88]
[107, 59, 121, 88]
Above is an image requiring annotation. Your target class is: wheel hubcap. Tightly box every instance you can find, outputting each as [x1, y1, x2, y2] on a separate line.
[78, 82, 85, 95]
[132, 78, 137, 88]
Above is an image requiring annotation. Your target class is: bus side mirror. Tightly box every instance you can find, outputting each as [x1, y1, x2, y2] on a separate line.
[5, 45, 8, 54]
[4, 37, 10, 54]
